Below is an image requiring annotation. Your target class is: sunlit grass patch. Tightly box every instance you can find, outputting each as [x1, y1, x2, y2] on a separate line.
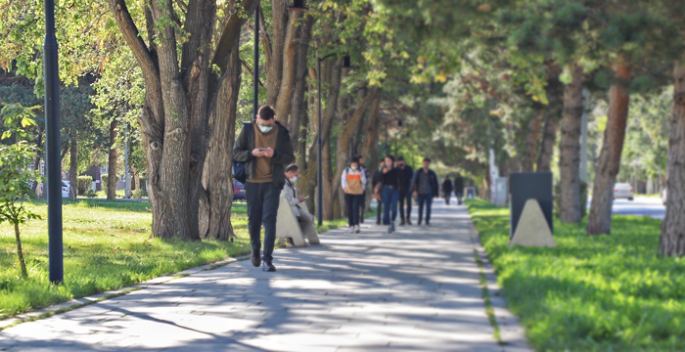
[466, 199, 685, 351]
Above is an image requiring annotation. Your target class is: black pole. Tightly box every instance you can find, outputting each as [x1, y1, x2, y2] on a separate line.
[317, 58, 323, 226]
[44, 0, 63, 284]
[253, 5, 259, 117]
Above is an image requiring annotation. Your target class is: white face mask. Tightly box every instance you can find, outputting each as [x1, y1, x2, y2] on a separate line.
[351, 165, 358, 170]
[258, 124, 273, 133]
[289, 176, 298, 183]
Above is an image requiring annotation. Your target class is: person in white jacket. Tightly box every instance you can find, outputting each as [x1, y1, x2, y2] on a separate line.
[341, 156, 368, 233]
[282, 164, 319, 244]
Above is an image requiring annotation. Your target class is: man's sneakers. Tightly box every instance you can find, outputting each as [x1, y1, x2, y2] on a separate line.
[250, 249, 261, 267]
[406, 219, 412, 225]
[355, 225, 361, 233]
[349, 225, 355, 234]
[262, 260, 276, 272]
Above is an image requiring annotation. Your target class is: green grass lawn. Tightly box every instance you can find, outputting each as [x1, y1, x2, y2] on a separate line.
[466, 199, 685, 351]
[0, 198, 352, 320]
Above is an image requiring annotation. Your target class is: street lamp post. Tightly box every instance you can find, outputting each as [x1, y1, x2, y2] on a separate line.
[316, 54, 350, 226]
[44, 0, 63, 284]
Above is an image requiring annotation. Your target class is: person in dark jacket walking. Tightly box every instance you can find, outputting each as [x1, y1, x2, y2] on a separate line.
[454, 173, 465, 205]
[372, 160, 385, 225]
[442, 176, 453, 205]
[396, 156, 414, 226]
[410, 158, 439, 226]
[233, 105, 295, 272]
[376, 155, 401, 233]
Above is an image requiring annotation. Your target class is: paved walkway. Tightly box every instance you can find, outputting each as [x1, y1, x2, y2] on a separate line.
[0, 199, 529, 351]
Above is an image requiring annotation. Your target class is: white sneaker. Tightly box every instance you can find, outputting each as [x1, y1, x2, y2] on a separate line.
[349, 226, 355, 234]
[355, 225, 361, 233]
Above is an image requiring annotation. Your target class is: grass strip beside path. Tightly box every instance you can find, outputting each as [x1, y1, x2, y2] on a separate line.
[0, 199, 353, 320]
[466, 199, 685, 351]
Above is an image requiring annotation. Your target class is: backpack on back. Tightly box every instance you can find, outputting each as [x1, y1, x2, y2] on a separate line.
[232, 123, 253, 184]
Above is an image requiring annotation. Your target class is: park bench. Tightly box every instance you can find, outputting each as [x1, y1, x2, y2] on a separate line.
[276, 194, 320, 247]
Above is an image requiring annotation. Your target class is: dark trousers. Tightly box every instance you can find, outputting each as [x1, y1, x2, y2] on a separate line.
[245, 182, 282, 262]
[417, 194, 433, 224]
[345, 193, 363, 226]
[444, 191, 452, 205]
[455, 190, 463, 204]
[382, 187, 399, 225]
[398, 190, 412, 221]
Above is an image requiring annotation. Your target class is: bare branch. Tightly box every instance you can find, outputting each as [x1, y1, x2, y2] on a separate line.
[109, 0, 159, 80]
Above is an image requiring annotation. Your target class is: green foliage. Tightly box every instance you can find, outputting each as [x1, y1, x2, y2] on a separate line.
[100, 174, 117, 193]
[76, 176, 93, 196]
[0, 104, 43, 278]
[0, 200, 251, 319]
[467, 199, 685, 351]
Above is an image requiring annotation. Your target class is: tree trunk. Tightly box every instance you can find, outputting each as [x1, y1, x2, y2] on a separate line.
[323, 139, 335, 220]
[302, 59, 343, 219]
[521, 112, 542, 172]
[200, 34, 242, 241]
[14, 223, 27, 278]
[31, 129, 44, 194]
[69, 134, 78, 198]
[107, 119, 118, 200]
[363, 94, 382, 209]
[110, 0, 255, 239]
[660, 61, 685, 256]
[537, 71, 563, 172]
[287, 15, 314, 152]
[588, 59, 632, 235]
[559, 64, 584, 223]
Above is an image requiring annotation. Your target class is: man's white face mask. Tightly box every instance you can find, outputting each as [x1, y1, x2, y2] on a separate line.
[351, 165, 358, 170]
[289, 176, 298, 183]
[258, 124, 273, 133]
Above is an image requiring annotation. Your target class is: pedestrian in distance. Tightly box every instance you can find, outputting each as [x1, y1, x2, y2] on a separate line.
[396, 156, 414, 226]
[342, 157, 368, 234]
[375, 155, 401, 233]
[372, 160, 385, 225]
[282, 164, 319, 244]
[410, 158, 439, 226]
[442, 176, 453, 205]
[233, 105, 295, 272]
[454, 172, 465, 205]
[358, 156, 371, 224]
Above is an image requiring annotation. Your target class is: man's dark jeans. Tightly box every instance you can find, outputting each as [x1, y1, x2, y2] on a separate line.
[382, 187, 399, 225]
[398, 190, 412, 221]
[416, 194, 433, 224]
[245, 182, 282, 262]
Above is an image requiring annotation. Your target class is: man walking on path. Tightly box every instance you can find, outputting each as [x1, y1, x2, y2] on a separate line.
[411, 158, 439, 226]
[396, 156, 414, 225]
[358, 156, 371, 224]
[372, 160, 385, 225]
[377, 155, 401, 233]
[233, 105, 295, 272]
[442, 176, 453, 205]
[454, 173, 465, 205]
